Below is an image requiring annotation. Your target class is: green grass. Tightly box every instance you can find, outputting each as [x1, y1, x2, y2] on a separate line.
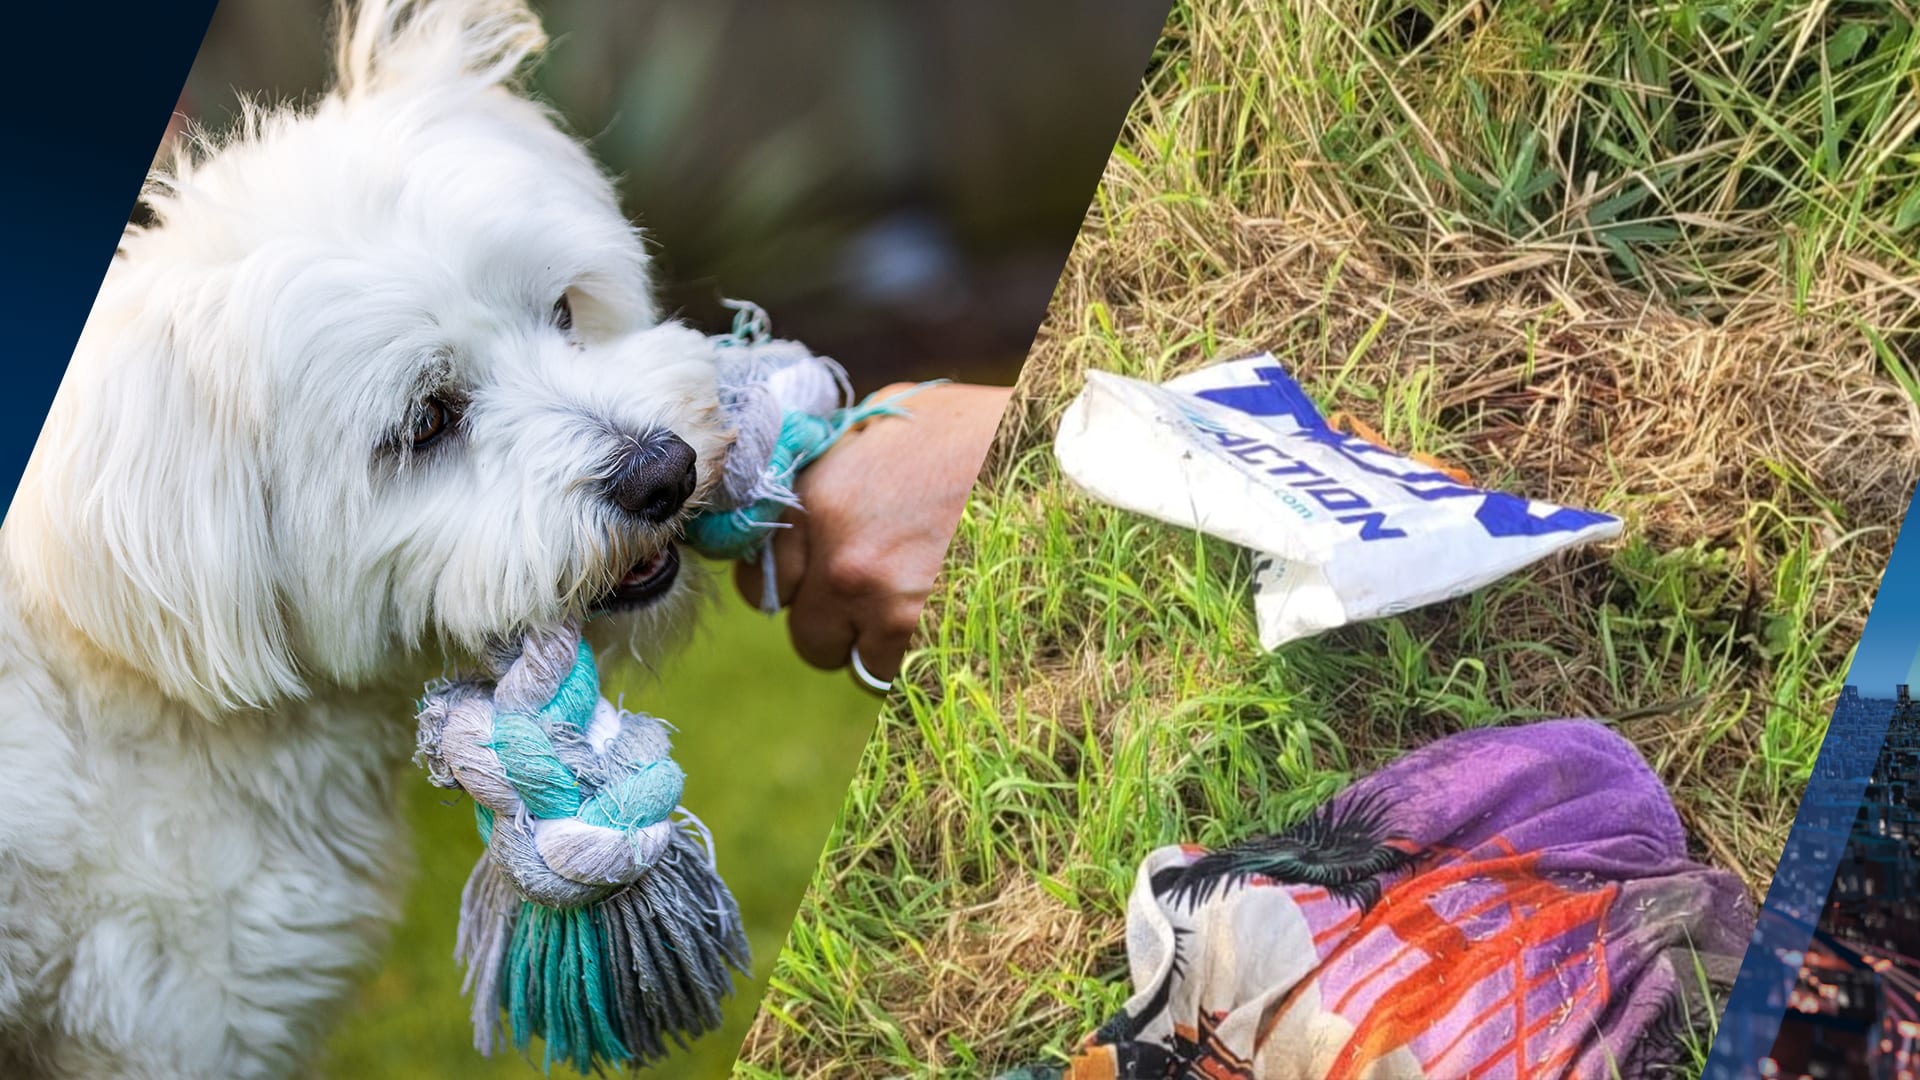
[1129, 0, 1920, 299]
[741, 0, 1920, 1075]
[319, 579, 880, 1080]
[742, 356, 1855, 1079]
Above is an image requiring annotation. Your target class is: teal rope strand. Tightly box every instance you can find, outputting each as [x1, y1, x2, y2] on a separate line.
[682, 380, 946, 566]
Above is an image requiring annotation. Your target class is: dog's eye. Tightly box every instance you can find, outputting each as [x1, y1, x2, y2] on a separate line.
[411, 398, 451, 449]
[553, 294, 573, 333]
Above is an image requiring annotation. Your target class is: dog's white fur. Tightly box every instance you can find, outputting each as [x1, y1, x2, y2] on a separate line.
[0, 2, 732, 1075]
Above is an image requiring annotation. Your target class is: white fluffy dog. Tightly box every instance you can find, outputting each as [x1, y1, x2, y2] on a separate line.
[0, 2, 738, 1075]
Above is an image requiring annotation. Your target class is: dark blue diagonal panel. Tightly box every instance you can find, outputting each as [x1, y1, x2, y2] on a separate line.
[0, 3, 219, 511]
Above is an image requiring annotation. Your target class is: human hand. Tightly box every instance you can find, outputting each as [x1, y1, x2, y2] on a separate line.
[735, 381, 1013, 684]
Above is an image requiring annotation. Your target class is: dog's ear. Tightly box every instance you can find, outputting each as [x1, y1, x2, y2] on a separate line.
[333, 0, 546, 99]
[5, 308, 304, 717]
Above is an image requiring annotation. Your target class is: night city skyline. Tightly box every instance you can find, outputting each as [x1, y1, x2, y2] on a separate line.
[1768, 684, 1920, 1079]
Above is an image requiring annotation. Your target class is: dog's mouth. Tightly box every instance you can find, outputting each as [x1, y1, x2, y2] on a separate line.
[594, 545, 682, 612]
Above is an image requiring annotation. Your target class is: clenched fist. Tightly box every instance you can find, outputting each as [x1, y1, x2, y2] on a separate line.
[735, 381, 1013, 684]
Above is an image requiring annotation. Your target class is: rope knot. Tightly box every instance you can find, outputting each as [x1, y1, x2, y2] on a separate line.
[413, 624, 748, 1071]
[415, 628, 687, 909]
[684, 312, 942, 606]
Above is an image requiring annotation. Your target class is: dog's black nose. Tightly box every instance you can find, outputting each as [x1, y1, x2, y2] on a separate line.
[604, 433, 698, 524]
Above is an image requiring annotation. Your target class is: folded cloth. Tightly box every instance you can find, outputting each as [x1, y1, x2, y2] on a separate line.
[1005, 720, 1754, 1080]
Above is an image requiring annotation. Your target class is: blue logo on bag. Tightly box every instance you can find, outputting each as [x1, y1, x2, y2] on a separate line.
[1189, 362, 1618, 542]
[1192, 364, 1331, 431]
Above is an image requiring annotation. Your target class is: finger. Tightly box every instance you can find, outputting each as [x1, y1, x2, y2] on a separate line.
[850, 626, 907, 685]
[785, 572, 858, 671]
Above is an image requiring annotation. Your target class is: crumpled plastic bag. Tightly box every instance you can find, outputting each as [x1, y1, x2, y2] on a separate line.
[1054, 355, 1623, 648]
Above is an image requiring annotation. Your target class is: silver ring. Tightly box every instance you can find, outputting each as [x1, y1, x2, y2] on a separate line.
[849, 644, 893, 694]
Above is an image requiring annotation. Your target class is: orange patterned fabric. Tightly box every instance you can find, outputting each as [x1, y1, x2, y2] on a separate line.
[1003, 722, 1753, 1080]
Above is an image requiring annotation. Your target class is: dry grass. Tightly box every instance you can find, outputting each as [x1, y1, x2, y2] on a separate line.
[1015, 203, 1920, 895]
[738, 0, 1920, 1075]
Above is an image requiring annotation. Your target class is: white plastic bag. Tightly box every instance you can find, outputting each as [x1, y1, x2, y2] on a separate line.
[1053, 354, 1623, 648]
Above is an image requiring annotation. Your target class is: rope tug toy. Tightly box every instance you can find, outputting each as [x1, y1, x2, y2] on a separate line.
[413, 304, 923, 1073]
[685, 301, 923, 602]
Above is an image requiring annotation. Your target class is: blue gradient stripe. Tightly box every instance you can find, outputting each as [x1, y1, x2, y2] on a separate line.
[1705, 480, 1920, 1076]
[1, 3, 219, 512]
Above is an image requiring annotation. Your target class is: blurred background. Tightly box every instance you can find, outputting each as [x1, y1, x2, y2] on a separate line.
[172, 0, 1171, 388]
[157, 1, 1170, 1076]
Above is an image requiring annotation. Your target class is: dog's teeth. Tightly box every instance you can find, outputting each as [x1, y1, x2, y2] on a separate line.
[620, 552, 664, 585]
